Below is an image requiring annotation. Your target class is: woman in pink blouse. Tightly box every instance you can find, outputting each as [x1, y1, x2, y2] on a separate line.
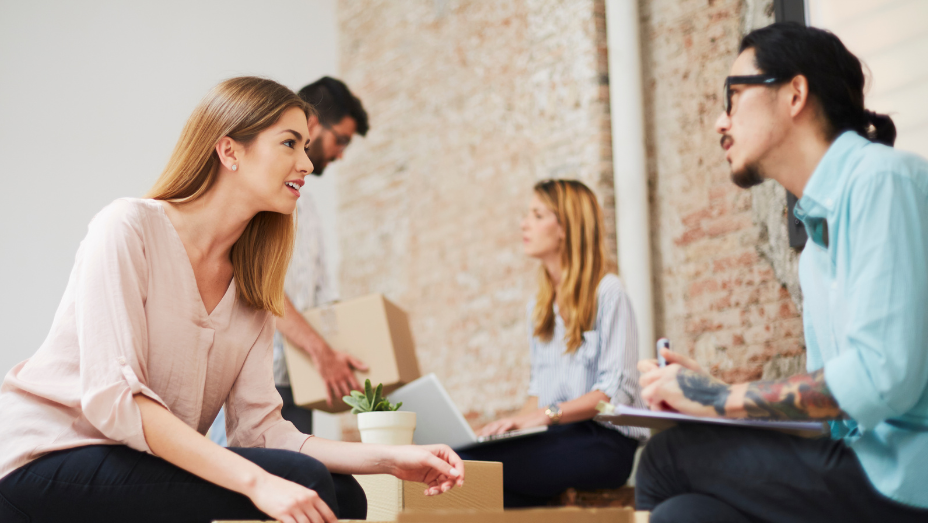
[0, 77, 463, 523]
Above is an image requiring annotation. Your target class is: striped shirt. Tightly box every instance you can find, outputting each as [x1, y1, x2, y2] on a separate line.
[527, 274, 649, 441]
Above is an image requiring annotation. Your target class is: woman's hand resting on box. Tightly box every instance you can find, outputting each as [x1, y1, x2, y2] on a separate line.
[386, 444, 465, 496]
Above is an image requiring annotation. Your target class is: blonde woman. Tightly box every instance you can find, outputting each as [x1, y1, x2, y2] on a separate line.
[0, 77, 462, 523]
[458, 179, 647, 507]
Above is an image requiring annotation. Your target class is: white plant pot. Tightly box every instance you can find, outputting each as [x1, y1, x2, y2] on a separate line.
[357, 411, 416, 445]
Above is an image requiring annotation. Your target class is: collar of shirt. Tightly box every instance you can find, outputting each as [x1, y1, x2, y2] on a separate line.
[794, 131, 869, 248]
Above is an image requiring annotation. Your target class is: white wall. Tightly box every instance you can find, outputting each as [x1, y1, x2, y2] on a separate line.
[0, 0, 344, 436]
[809, 0, 928, 158]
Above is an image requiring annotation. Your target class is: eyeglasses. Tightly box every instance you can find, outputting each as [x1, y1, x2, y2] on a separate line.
[724, 75, 782, 115]
[324, 125, 352, 148]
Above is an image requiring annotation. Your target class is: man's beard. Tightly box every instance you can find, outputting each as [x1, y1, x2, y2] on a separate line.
[307, 139, 327, 175]
[731, 163, 765, 189]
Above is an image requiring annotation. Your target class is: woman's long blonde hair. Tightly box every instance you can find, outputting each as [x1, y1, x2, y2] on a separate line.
[146, 77, 313, 316]
[532, 179, 609, 353]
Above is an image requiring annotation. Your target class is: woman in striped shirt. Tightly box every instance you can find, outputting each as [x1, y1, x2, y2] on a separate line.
[458, 179, 648, 507]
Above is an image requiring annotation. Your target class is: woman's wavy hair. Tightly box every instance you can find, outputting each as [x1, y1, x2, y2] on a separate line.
[741, 22, 896, 146]
[531, 179, 609, 354]
[146, 76, 313, 316]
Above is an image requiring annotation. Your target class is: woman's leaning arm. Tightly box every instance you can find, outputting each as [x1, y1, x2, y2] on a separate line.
[556, 389, 610, 424]
[135, 395, 265, 495]
[523, 390, 610, 426]
[135, 395, 338, 522]
[478, 390, 608, 435]
[518, 395, 539, 415]
[299, 437, 464, 495]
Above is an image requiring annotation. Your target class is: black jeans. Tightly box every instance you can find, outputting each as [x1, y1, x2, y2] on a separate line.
[0, 444, 366, 523]
[277, 385, 313, 434]
[636, 424, 928, 523]
[457, 420, 639, 507]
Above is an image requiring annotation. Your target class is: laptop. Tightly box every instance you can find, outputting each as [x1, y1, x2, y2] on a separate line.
[387, 373, 547, 450]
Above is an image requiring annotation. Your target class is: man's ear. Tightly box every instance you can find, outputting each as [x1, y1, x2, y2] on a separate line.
[215, 136, 239, 171]
[306, 114, 323, 139]
[788, 74, 811, 119]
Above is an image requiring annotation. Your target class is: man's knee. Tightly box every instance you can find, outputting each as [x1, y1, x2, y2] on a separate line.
[636, 426, 685, 481]
[651, 494, 751, 523]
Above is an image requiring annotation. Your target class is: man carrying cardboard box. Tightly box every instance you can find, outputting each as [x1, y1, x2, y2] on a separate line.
[210, 77, 370, 443]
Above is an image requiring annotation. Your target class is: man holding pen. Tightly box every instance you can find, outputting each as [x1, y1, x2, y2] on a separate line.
[635, 23, 928, 522]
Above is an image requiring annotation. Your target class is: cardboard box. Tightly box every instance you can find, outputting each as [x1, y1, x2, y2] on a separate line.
[354, 460, 503, 522]
[397, 507, 645, 523]
[284, 294, 421, 413]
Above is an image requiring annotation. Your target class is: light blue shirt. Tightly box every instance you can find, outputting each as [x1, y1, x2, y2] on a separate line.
[795, 131, 928, 509]
[527, 274, 649, 441]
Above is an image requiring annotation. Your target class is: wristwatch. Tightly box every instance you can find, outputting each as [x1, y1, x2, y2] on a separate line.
[544, 403, 562, 425]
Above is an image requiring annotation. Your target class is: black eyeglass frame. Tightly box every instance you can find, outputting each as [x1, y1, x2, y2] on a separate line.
[323, 124, 353, 148]
[724, 75, 784, 115]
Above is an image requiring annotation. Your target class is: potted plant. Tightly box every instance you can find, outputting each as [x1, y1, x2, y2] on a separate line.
[344, 379, 417, 445]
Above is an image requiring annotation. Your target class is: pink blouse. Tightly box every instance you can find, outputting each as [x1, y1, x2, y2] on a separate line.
[0, 198, 310, 481]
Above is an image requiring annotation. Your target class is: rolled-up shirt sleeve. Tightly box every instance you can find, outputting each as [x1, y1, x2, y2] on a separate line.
[226, 315, 312, 452]
[825, 173, 928, 430]
[591, 286, 639, 406]
[74, 201, 168, 454]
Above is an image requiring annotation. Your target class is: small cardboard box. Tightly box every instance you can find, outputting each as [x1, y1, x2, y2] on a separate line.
[354, 460, 503, 522]
[397, 507, 644, 523]
[284, 294, 421, 413]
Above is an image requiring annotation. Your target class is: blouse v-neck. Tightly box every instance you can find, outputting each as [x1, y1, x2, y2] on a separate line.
[153, 200, 235, 320]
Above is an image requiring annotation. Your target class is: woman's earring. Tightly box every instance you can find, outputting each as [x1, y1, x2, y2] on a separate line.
[231, 164, 238, 171]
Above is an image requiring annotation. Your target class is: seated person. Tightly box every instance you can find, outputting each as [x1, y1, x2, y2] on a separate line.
[0, 77, 463, 523]
[635, 23, 928, 523]
[458, 179, 648, 507]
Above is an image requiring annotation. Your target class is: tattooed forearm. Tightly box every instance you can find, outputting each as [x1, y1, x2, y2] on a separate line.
[743, 369, 843, 420]
[677, 369, 731, 416]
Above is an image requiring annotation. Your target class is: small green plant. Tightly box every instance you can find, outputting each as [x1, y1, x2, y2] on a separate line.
[343, 379, 403, 414]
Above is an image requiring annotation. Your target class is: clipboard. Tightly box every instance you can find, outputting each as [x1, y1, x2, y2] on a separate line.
[595, 402, 828, 438]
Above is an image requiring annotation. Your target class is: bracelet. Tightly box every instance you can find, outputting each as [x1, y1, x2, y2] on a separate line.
[544, 403, 562, 425]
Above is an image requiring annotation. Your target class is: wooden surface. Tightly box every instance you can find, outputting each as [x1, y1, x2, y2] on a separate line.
[398, 507, 639, 522]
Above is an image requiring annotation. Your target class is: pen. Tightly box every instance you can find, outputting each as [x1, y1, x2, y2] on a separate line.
[656, 338, 670, 368]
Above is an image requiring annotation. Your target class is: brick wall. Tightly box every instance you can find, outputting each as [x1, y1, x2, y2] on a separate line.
[333, 0, 806, 437]
[336, 0, 614, 430]
[642, 0, 805, 383]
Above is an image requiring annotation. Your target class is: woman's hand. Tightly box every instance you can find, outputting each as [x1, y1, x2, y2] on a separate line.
[476, 410, 547, 437]
[386, 444, 465, 496]
[246, 472, 337, 523]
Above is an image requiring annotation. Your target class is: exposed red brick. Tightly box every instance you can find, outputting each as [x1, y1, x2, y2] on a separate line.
[675, 227, 708, 246]
[704, 213, 754, 237]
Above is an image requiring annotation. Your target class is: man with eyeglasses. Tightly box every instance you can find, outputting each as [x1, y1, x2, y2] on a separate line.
[634, 23, 928, 522]
[209, 77, 371, 445]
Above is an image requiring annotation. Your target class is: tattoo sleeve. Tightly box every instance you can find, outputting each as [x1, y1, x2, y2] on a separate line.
[743, 369, 844, 420]
[677, 369, 730, 416]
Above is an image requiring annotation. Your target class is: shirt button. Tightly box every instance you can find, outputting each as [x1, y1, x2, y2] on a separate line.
[831, 282, 838, 289]
[118, 357, 126, 365]
[825, 198, 834, 206]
